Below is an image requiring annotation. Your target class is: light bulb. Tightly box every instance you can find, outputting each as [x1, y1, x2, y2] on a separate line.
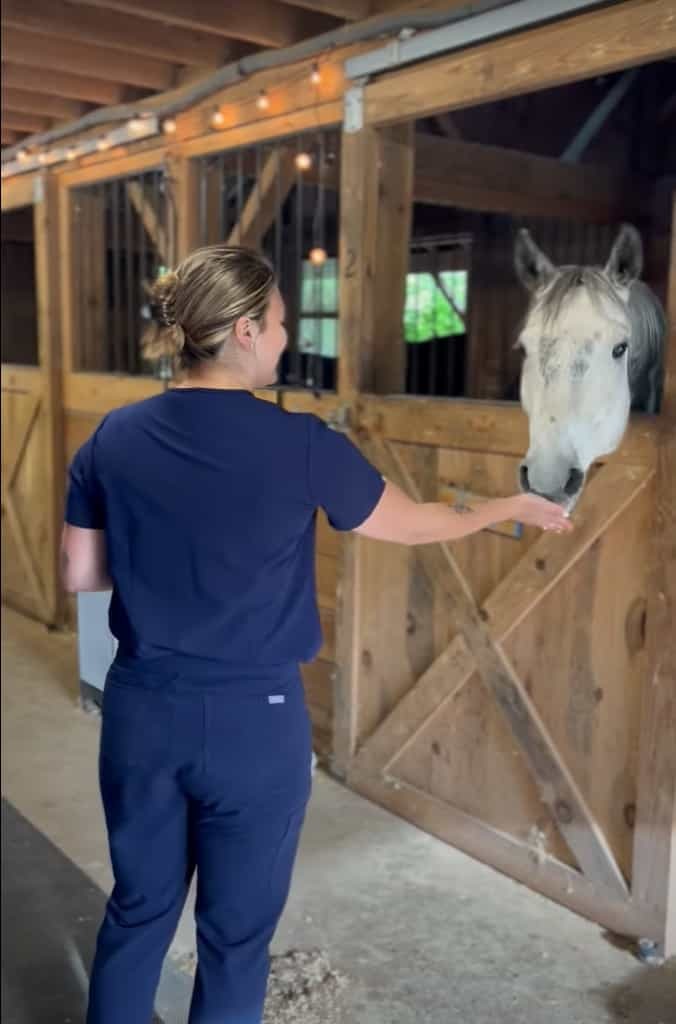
[309, 247, 327, 266]
[38, 152, 49, 165]
[256, 90, 270, 111]
[310, 63, 321, 86]
[127, 115, 146, 135]
[17, 149, 29, 164]
[210, 108, 225, 129]
[162, 118, 177, 135]
[96, 136, 112, 152]
[295, 151, 312, 171]
[66, 146, 78, 161]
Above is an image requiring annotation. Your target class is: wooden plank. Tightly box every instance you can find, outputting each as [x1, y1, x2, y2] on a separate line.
[316, 552, 338, 608]
[179, 103, 343, 158]
[357, 395, 658, 467]
[73, 0, 336, 49]
[63, 372, 162, 415]
[126, 182, 168, 264]
[372, 123, 414, 394]
[33, 174, 66, 626]
[1, 366, 42, 393]
[279, 390, 343, 417]
[337, 125, 378, 398]
[1, 88, 86, 122]
[2, 64, 129, 106]
[2, 0, 228, 67]
[227, 148, 296, 250]
[364, 0, 676, 127]
[73, 192, 107, 372]
[634, 192, 676, 956]
[1, 174, 37, 211]
[359, 436, 632, 898]
[2, 28, 174, 91]
[2, 112, 49, 134]
[353, 460, 652, 777]
[350, 772, 662, 942]
[414, 133, 640, 223]
[58, 150, 163, 190]
[1, 129, 19, 146]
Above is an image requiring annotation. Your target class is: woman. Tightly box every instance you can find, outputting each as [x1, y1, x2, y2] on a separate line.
[62, 246, 571, 1024]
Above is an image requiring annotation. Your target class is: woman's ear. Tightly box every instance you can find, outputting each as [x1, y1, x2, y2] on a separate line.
[233, 316, 257, 350]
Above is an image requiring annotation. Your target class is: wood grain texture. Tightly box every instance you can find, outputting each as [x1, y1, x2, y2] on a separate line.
[364, 0, 676, 126]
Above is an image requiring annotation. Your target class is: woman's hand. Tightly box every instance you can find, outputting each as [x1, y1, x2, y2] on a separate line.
[507, 493, 573, 533]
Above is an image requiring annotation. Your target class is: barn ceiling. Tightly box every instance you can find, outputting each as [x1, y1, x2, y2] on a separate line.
[0, 0, 414, 148]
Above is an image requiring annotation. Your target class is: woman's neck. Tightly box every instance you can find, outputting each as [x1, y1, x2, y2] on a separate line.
[173, 365, 254, 391]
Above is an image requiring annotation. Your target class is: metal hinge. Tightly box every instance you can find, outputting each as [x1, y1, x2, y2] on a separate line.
[326, 404, 351, 432]
[344, 79, 367, 134]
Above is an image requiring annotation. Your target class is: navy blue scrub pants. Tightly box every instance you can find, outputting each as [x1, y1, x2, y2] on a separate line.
[87, 661, 313, 1024]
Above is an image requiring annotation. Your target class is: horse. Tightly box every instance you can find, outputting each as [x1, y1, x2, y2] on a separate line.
[514, 224, 666, 510]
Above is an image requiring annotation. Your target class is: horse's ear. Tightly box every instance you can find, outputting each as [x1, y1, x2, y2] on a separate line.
[605, 224, 643, 286]
[514, 229, 555, 293]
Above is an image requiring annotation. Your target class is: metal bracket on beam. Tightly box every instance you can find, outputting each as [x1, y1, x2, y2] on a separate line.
[344, 79, 368, 134]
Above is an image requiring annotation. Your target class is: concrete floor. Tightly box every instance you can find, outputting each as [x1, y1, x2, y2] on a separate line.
[2, 606, 674, 1024]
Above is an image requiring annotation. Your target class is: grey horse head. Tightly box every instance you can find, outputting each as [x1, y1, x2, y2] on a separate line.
[514, 224, 665, 509]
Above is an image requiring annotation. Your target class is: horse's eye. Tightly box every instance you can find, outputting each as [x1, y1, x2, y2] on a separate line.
[612, 341, 628, 359]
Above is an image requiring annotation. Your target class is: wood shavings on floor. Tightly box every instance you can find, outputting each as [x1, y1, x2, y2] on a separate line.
[263, 949, 347, 1024]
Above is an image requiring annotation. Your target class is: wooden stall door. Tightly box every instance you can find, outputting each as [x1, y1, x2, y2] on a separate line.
[2, 178, 63, 626]
[346, 425, 662, 943]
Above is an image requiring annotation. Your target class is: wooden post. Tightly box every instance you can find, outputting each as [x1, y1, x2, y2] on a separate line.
[635, 192, 676, 957]
[33, 173, 66, 626]
[333, 119, 413, 774]
[337, 122, 413, 398]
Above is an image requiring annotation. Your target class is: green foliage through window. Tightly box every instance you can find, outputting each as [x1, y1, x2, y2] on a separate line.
[298, 262, 468, 358]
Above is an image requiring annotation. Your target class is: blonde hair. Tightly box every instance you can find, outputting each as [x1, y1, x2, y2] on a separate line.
[142, 245, 276, 371]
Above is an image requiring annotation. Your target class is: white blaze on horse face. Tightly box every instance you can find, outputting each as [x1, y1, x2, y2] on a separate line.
[520, 286, 632, 485]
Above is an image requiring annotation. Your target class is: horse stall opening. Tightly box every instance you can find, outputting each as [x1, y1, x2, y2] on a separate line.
[337, 55, 674, 950]
[192, 126, 341, 394]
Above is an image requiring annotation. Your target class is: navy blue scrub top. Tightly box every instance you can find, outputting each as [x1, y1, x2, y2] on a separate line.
[65, 389, 385, 678]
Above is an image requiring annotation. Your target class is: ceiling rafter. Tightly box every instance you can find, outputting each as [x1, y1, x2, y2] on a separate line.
[1, 88, 88, 122]
[3, 111, 51, 134]
[2, 28, 175, 91]
[1, 63, 136, 105]
[1, 0, 232, 69]
[69, 0, 340, 49]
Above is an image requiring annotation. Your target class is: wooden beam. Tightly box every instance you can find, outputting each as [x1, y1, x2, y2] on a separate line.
[364, 0, 676, 126]
[357, 396, 659, 468]
[2, 0, 229, 69]
[228, 148, 296, 250]
[337, 125, 378, 399]
[1, 88, 86, 122]
[361, 437, 631, 898]
[1, 129, 20, 146]
[2, 111, 50, 134]
[2, 63, 131, 105]
[372, 123, 414, 393]
[72, 0, 338, 49]
[33, 174, 66, 625]
[351, 773, 661, 944]
[414, 133, 640, 223]
[1, 173, 37, 211]
[635, 192, 676, 958]
[2, 28, 174, 91]
[126, 182, 168, 264]
[277, 0, 370, 17]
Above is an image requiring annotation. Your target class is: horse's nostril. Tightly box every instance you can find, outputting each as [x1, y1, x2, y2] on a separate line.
[564, 468, 584, 496]
[519, 464, 531, 492]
